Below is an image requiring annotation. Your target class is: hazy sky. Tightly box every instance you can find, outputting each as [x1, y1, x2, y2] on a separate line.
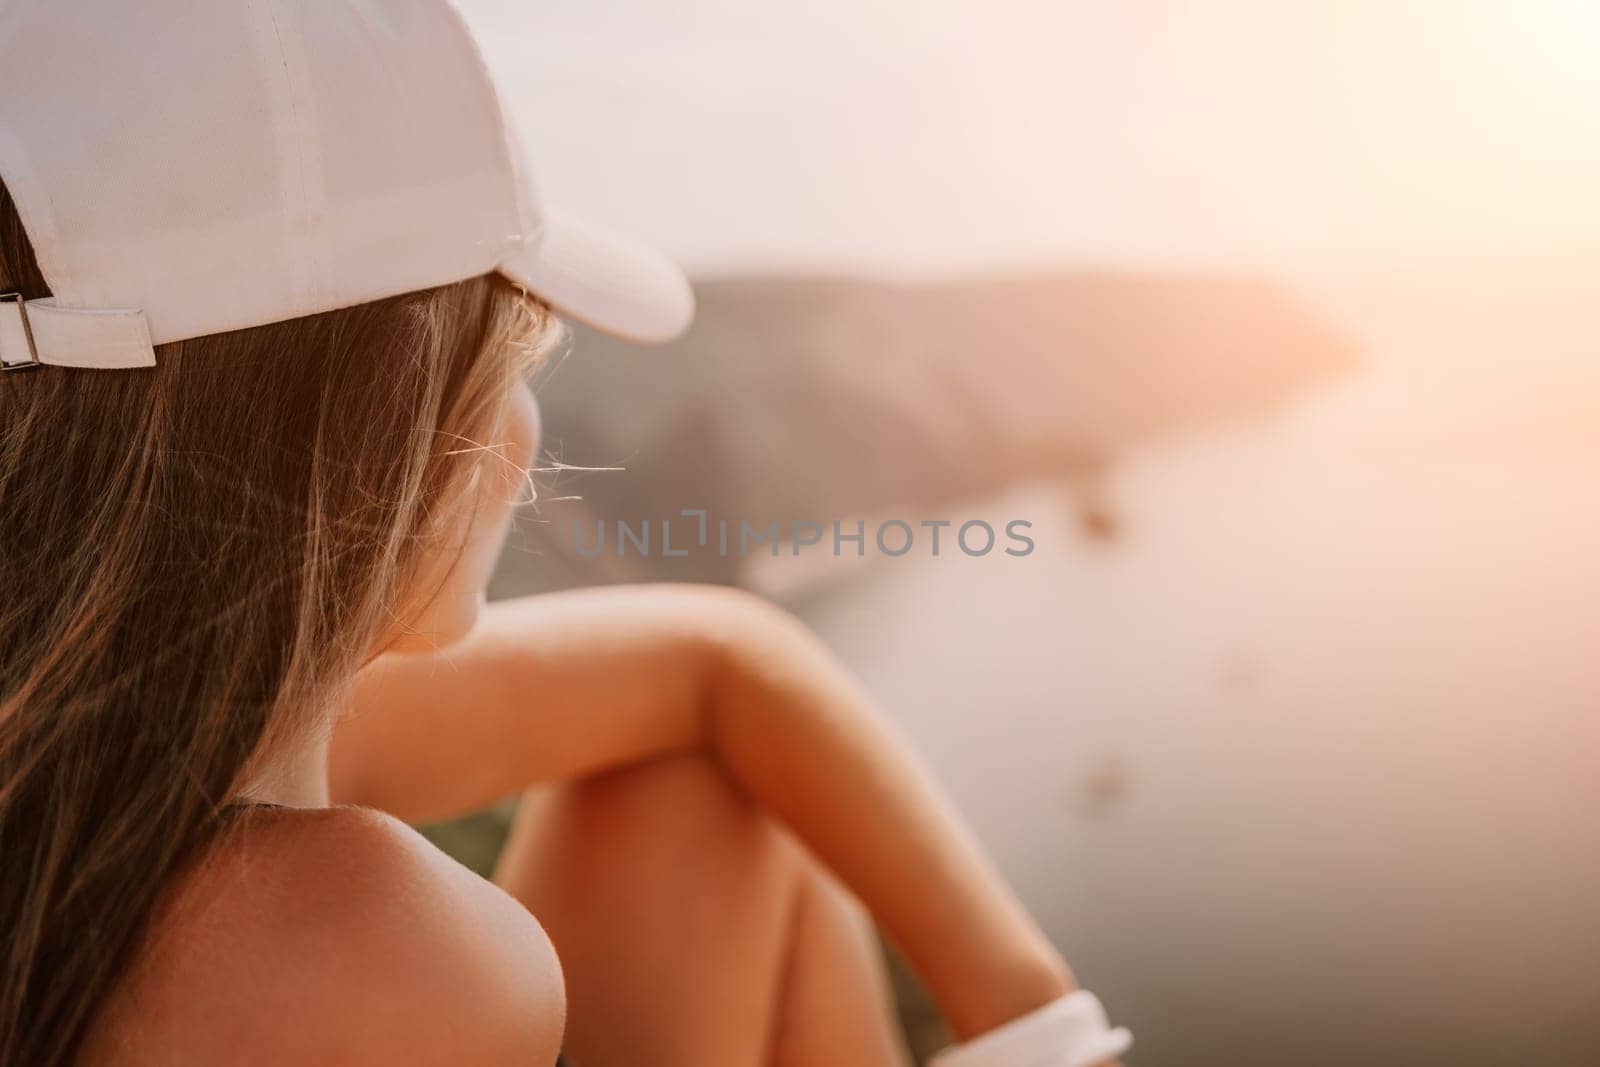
[460, 0, 1600, 275]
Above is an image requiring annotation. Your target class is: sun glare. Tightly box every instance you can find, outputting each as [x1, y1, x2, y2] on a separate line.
[1503, 0, 1600, 86]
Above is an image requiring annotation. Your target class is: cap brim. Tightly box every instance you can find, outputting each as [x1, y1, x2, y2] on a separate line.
[497, 211, 694, 344]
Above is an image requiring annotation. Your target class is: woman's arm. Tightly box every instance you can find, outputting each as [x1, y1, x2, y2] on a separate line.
[330, 584, 1073, 1040]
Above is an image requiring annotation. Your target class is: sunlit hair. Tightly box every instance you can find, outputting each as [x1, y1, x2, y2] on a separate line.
[0, 178, 561, 1065]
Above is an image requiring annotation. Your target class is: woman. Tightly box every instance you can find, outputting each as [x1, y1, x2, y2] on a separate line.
[0, 1, 1129, 1064]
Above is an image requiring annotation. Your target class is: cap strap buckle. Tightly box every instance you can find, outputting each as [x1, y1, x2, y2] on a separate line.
[0, 292, 42, 372]
[0, 295, 157, 370]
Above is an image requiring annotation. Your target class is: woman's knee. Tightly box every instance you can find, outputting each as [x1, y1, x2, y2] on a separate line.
[500, 753, 801, 904]
[498, 756, 908, 1067]
[567, 753, 758, 832]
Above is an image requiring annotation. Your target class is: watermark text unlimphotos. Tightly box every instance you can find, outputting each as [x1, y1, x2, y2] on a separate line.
[574, 511, 1035, 559]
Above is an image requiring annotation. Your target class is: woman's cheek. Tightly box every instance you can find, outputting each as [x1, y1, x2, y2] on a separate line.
[440, 386, 542, 636]
[380, 387, 541, 654]
[508, 383, 542, 478]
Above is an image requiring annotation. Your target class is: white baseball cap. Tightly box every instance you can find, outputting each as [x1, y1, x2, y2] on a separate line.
[0, 0, 694, 371]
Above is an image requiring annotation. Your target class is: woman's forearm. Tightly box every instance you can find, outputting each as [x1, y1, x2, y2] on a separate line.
[699, 598, 1074, 1040]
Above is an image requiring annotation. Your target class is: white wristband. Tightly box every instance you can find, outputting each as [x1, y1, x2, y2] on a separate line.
[927, 990, 1132, 1067]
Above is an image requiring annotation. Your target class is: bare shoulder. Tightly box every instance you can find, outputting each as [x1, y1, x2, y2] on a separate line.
[84, 806, 565, 1066]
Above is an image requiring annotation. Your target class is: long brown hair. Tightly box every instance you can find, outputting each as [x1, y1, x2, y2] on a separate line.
[0, 179, 558, 1064]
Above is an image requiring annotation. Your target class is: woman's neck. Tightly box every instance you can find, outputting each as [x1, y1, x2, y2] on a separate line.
[233, 727, 333, 809]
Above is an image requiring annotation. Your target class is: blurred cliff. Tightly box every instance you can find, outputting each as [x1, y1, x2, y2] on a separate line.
[493, 272, 1356, 592]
